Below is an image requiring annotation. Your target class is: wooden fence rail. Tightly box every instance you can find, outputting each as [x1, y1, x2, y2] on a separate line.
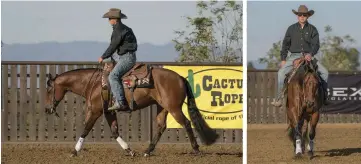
[247, 70, 361, 124]
[1, 62, 242, 143]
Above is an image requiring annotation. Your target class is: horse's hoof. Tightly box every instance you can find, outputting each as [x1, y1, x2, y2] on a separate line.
[293, 152, 302, 159]
[308, 151, 314, 160]
[70, 150, 77, 157]
[193, 150, 202, 156]
[125, 148, 136, 157]
[129, 151, 136, 157]
[144, 153, 150, 157]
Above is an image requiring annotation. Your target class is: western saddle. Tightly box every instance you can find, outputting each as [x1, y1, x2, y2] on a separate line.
[101, 62, 154, 110]
[282, 56, 326, 104]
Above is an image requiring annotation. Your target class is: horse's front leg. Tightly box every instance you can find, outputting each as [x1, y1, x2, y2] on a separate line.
[71, 109, 102, 157]
[294, 117, 304, 157]
[103, 111, 135, 157]
[301, 114, 309, 154]
[307, 111, 320, 159]
[288, 107, 303, 158]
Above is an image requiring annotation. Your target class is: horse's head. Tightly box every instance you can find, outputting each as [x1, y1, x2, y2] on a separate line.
[303, 67, 320, 108]
[289, 55, 319, 108]
[45, 74, 61, 116]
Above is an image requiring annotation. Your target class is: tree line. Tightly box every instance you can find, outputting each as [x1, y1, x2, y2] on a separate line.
[172, 0, 359, 71]
[173, 0, 242, 63]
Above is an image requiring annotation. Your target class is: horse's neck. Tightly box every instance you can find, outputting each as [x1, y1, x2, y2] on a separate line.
[292, 67, 306, 83]
[57, 69, 100, 97]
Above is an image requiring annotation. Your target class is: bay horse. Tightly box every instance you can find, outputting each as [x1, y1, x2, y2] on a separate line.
[285, 56, 324, 159]
[44, 62, 219, 157]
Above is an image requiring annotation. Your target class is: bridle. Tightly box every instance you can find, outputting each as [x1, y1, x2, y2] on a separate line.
[301, 60, 320, 108]
[47, 76, 60, 117]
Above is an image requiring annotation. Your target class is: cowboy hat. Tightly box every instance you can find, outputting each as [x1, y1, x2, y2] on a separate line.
[102, 8, 127, 19]
[292, 5, 314, 17]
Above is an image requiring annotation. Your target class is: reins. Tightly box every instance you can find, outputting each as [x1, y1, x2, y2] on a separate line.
[80, 64, 103, 111]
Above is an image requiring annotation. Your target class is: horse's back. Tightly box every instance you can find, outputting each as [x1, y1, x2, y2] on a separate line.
[151, 66, 187, 100]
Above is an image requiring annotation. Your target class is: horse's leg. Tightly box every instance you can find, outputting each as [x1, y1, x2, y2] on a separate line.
[286, 119, 296, 151]
[71, 108, 102, 157]
[169, 108, 200, 155]
[288, 107, 303, 157]
[301, 113, 310, 154]
[144, 108, 168, 157]
[103, 111, 135, 156]
[307, 111, 319, 158]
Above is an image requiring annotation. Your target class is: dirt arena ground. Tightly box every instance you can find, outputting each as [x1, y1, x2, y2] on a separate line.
[248, 124, 361, 164]
[2, 142, 241, 164]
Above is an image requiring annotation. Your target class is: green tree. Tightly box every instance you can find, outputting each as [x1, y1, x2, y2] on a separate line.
[320, 25, 360, 71]
[259, 25, 360, 71]
[258, 41, 282, 69]
[173, 0, 242, 63]
[248, 61, 256, 70]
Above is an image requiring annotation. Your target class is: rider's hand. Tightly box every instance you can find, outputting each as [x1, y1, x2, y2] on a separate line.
[280, 61, 286, 68]
[98, 57, 103, 63]
[305, 53, 312, 62]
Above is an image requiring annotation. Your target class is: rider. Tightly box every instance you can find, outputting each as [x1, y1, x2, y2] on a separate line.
[98, 8, 137, 112]
[271, 5, 329, 107]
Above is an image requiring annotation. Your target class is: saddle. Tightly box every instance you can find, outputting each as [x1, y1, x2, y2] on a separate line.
[283, 56, 326, 105]
[284, 56, 319, 84]
[101, 62, 154, 110]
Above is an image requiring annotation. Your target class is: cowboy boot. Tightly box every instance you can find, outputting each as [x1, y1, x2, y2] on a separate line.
[322, 81, 329, 105]
[108, 100, 131, 112]
[271, 88, 286, 107]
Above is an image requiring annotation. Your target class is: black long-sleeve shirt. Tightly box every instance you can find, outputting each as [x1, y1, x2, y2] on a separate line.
[280, 22, 320, 61]
[101, 22, 137, 59]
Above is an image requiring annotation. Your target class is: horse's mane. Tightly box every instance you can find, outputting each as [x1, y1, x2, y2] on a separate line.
[63, 68, 102, 74]
[56, 68, 102, 77]
[48, 68, 102, 83]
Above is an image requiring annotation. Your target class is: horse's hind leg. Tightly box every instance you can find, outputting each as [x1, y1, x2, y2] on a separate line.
[308, 111, 320, 158]
[71, 108, 102, 157]
[144, 108, 168, 157]
[169, 108, 200, 154]
[103, 111, 135, 156]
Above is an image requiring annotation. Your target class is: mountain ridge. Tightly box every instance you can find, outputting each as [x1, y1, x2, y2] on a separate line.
[1, 41, 180, 62]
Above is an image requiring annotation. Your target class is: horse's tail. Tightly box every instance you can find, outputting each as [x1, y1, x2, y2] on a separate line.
[183, 77, 219, 145]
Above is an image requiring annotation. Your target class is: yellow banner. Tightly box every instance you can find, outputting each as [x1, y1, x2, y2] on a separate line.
[164, 66, 243, 129]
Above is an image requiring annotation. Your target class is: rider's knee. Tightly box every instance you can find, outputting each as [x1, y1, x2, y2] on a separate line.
[108, 71, 118, 81]
[324, 70, 329, 76]
[278, 70, 286, 80]
[322, 70, 329, 79]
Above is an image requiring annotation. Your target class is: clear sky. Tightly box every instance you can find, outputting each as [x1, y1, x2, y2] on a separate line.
[248, 1, 361, 61]
[1, 1, 200, 45]
[3, 1, 359, 62]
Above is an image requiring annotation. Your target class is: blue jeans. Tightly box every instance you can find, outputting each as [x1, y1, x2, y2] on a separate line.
[103, 52, 136, 103]
[277, 53, 329, 94]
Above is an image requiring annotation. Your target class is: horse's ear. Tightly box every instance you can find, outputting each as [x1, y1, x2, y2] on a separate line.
[48, 74, 53, 80]
[47, 74, 55, 87]
[46, 79, 51, 87]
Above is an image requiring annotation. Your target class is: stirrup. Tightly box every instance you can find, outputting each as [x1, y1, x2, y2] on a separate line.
[108, 101, 131, 112]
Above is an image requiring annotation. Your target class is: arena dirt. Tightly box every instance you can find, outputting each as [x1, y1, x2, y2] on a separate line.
[2, 142, 241, 164]
[248, 124, 361, 164]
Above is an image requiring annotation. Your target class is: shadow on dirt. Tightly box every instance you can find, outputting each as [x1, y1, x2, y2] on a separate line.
[179, 152, 242, 157]
[318, 148, 361, 157]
